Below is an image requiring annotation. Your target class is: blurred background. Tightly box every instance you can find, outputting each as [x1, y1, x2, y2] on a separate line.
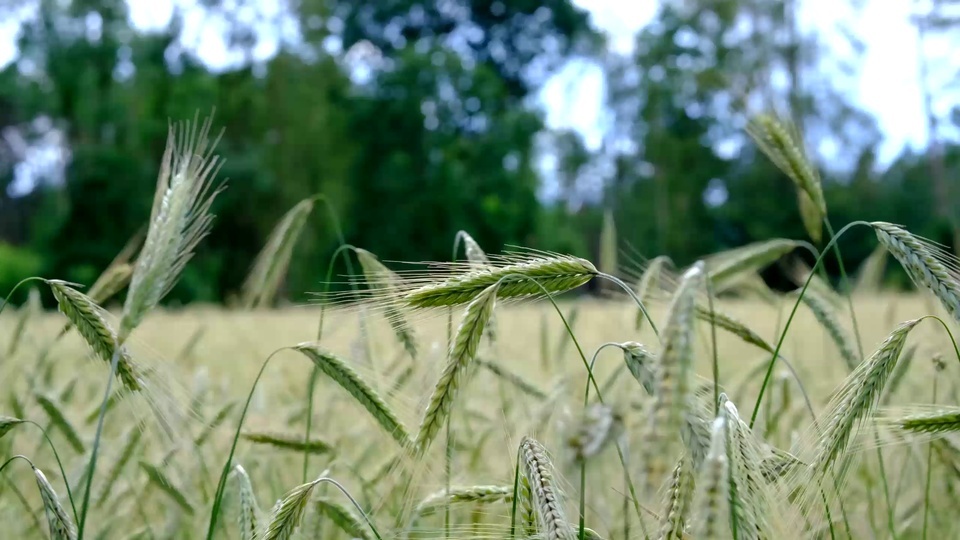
[0, 0, 958, 306]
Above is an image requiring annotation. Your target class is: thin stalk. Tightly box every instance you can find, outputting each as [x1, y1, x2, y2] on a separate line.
[206, 347, 291, 540]
[824, 218, 878, 539]
[502, 273, 647, 530]
[77, 346, 121, 540]
[922, 375, 938, 540]
[305, 243, 357, 484]
[0, 456, 45, 536]
[750, 221, 869, 427]
[444, 236, 459, 539]
[509, 447, 522, 538]
[445, 305, 453, 538]
[705, 268, 720, 415]
[598, 273, 660, 339]
[18, 420, 79, 523]
[0, 277, 45, 318]
[579, 464, 586, 540]
[579, 342, 626, 540]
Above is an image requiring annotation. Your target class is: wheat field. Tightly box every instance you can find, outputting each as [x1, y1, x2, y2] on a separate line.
[3, 112, 960, 540]
[2, 290, 958, 539]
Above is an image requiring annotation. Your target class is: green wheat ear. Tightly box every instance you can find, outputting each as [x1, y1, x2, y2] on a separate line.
[120, 111, 226, 342]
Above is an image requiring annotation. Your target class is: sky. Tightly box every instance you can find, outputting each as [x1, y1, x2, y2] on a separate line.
[539, 0, 957, 165]
[1, 0, 958, 189]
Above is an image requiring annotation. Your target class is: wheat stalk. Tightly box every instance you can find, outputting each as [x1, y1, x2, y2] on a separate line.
[294, 344, 411, 447]
[7, 286, 39, 357]
[414, 282, 498, 455]
[120, 112, 225, 341]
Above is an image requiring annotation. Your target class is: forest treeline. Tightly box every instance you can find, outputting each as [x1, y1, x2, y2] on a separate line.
[1, 0, 958, 305]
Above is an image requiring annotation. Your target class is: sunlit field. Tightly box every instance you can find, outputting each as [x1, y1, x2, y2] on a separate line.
[3, 289, 958, 539]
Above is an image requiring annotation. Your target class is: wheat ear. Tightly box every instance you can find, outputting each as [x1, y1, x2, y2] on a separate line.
[35, 393, 85, 454]
[694, 306, 776, 354]
[705, 239, 802, 288]
[414, 485, 513, 518]
[477, 358, 547, 400]
[414, 282, 498, 455]
[798, 289, 859, 371]
[622, 341, 657, 395]
[403, 254, 594, 308]
[455, 230, 497, 342]
[873, 222, 960, 323]
[658, 455, 695, 539]
[0, 416, 25, 439]
[95, 426, 142, 507]
[34, 466, 77, 540]
[355, 248, 419, 358]
[240, 431, 334, 454]
[294, 344, 410, 447]
[259, 473, 330, 540]
[640, 263, 702, 489]
[241, 197, 316, 308]
[520, 436, 572, 539]
[139, 461, 194, 515]
[746, 113, 826, 216]
[566, 403, 624, 462]
[120, 112, 225, 341]
[48, 280, 143, 392]
[812, 319, 920, 480]
[313, 497, 376, 540]
[691, 417, 730, 540]
[878, 406, 960, 435]
[633, 255, 670, 330]
[231, 464, 259, 540]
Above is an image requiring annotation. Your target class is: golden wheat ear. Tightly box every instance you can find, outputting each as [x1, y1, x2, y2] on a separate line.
[119, 111, 226, 342]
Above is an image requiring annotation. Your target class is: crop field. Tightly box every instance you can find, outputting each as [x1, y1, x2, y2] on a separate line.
[3, 113, 960, 540]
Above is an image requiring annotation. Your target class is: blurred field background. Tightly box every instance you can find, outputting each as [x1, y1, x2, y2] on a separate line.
[3, 0, 960, 539]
